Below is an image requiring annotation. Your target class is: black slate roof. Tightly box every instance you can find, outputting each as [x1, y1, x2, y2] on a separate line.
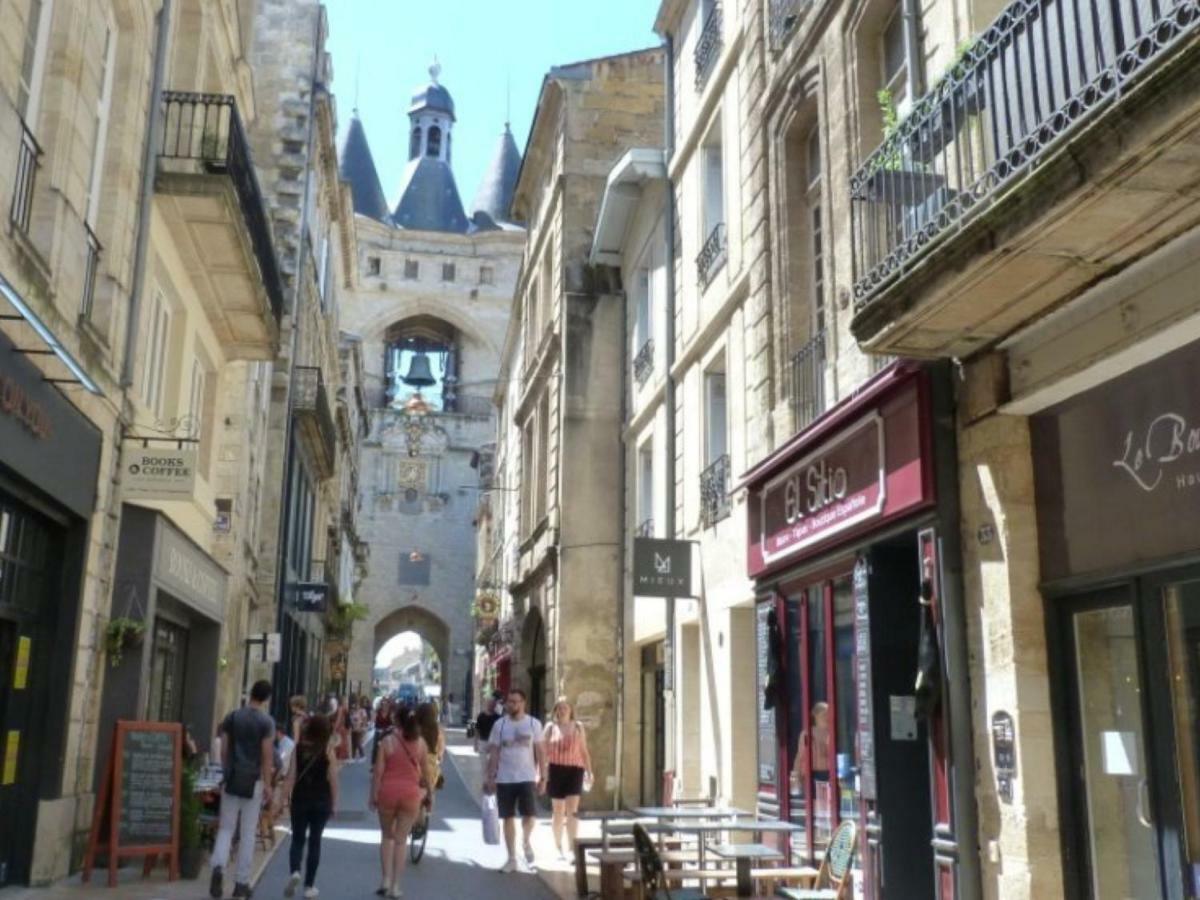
[409, 82, 456, 121]
[469, 123, 522, 228]
[392, 157, 469, 233]
[338, 114, 390, 223]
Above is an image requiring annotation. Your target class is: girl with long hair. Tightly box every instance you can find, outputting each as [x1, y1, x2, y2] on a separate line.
[282, 713, 339, 898]
[369, 706, 427, 898]
[414, 702, 445, 811]
[543, 699, 593, 859]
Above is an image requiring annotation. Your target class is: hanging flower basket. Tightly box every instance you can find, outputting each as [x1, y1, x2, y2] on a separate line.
[105, 617, 146, 668]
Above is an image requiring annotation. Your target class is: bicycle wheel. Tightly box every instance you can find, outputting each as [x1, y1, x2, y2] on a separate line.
[409, 809, 428, 863]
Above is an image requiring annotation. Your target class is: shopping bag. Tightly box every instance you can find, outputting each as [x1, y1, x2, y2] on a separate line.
[482, 794, 500, 845]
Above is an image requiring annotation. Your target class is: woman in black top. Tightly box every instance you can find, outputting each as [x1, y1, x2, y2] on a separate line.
[283, 713, 339, 898]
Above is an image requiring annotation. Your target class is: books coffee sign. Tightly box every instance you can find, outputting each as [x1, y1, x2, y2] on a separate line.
[633, 538, 695, 598]
[123, 447, 197, 501]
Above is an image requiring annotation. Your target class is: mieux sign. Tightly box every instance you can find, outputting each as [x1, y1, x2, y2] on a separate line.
[633, 538, 695, 598]
[124, 447, 197, 501]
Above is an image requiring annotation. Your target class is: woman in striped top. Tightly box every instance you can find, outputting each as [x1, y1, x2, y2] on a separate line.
[542, 699, 593, 859]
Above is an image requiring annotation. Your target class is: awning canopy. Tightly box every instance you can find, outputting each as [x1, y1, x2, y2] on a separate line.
[0, 272, 103, 395]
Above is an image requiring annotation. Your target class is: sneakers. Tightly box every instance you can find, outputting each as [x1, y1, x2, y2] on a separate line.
[284, 872, 301, 898]
[208, 867, 223, 899]
[500, 858, 519, 874]
[303, 888, 320, 899]
[232, 883, 252, 898]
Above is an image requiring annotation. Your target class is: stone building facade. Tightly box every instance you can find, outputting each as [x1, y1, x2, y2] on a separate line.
[484, 48, 666, 807]
[338, 69, 524, 708]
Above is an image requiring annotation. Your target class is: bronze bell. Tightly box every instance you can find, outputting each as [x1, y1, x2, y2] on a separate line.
[401, 351, 436, 388]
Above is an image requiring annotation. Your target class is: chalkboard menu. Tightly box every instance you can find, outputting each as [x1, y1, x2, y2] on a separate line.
[83, 721, 181, 887]
[853, 557, 877, 801]
[120, 728, 177, 846]
[756, 602, 777, 786]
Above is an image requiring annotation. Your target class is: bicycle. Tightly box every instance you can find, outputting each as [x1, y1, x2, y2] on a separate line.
[409, 801, 429, 863]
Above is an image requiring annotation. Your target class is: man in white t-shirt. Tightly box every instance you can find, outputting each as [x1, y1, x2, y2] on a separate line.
[484, 688, 546, 873]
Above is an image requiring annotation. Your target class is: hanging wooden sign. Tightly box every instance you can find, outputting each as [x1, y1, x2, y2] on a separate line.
[82, 720, 181, 887]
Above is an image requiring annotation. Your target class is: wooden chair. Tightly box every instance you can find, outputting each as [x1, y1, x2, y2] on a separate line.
[777, 819, 858, 900]
[631, 823, 710, 900]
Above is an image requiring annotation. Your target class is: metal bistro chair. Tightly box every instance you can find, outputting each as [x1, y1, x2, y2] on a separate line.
[779, 819, 858, 900]
[632, 823, 709, 900]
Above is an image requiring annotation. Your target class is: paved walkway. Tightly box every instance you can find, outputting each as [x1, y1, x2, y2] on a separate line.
[254, 729, 561, 899]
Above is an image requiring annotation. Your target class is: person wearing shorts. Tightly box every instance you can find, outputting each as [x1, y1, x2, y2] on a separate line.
[543, 699, 593, 859]
[484, 689, 546, 873]
[369, 707, 427, 898]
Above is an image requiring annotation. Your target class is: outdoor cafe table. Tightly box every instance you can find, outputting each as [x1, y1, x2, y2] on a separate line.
[632, 805, 747, 819]
[577, 808, 637, 849]
[711, 843, 784, 897]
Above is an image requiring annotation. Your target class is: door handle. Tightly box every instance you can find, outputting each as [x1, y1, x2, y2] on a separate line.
[1136, 777, 1152, 828]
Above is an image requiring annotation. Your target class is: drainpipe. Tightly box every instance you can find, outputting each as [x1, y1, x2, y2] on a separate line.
[615, 267, 629, 810]
[901, 0, 925, 100]
[270, 5, 323, 710]
[662, 33, 679, 794]
[121, 0, 172, 387]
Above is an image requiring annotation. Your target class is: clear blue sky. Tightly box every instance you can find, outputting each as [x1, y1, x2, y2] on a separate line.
[325, 0, 660, 212]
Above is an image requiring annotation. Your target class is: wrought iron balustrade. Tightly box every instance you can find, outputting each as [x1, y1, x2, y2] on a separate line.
[792, 331, 826, 432]
[81, 223, 102, 320]
[695, 2, 724, 89]
[10, 119, 40, 236]
[769, 0, 805, 50]
[697, 222, 728, 290]
[700, 454, 732, 528]
[850, 0, 1200, 310]
[636, 518, 655, 538]
[633, 339, 655, 387]
[160, 91, 285, 322]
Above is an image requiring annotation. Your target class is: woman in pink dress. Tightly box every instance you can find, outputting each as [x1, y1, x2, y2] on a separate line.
[369, 707, 427, 898]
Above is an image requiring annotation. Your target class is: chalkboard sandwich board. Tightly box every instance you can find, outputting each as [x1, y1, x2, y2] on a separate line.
[83, 720, 181, 887]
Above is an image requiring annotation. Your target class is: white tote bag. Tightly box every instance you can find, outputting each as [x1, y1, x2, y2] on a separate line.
[482, 793, 501, 845]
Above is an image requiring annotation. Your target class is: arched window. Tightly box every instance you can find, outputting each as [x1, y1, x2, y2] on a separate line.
[384, 316, 459, 412]
[446, 132, 452, 164]
[426, 125, 442, 158]
[409, 127, 422, 160]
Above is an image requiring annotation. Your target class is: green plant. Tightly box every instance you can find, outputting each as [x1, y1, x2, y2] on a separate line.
[326, 601, 370, 639]
[105, 617, 146, 668]
[179, 764, 201, 850]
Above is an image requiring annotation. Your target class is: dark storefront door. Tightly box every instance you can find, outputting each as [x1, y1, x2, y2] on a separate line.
[1060, 574, 1200, 900]
[0, 495, 63, 887]
[147, 617, 189, 723]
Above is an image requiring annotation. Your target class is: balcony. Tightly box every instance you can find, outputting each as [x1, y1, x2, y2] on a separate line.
[695, 2, 724, 90]
[769, 0, 805, 50]
[791, 330, 826, 432]
[9, 119, 40, 236]
[697, 222, 728, 290]
[155, 92, 283, 359]
[293, 366, 337, 479]
[633, 338, 655, 387]
[849, 0, 1200, 358]
[700, 454, 732, 528]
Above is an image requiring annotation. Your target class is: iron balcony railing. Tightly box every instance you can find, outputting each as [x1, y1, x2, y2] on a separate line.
[160, 91, 285, 322]
[869, 352, 897, 375]
[850, 0, 1200, 310]
[636, 518, 655, 538]
[697, 222, 728, 290]
[792, 331, 826, 433]
[769, 0, 805, 50]
[634, 338, 655, 387]
[10, 119, 40, 236]
[695, 2, 724, 89]
[81, 223, 102, 320]
[293, 366, 337, 475]
[700, 454, 732, 528]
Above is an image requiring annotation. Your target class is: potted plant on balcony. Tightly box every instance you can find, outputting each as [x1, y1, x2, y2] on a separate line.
[325, 601, 370, 641]
[105, 617, 146, 668]
[179, 764, 204, 879]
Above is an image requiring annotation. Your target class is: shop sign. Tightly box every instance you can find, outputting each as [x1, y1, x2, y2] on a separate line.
[759, 415, 886, 565]
[1033, 342, 1200, 580]
[295, 582, 329, 613]
[0, 372, 51, 439]
[633, 538, 695, 598]
[155, 521, 225, 620]
[123, 447, 197, 500]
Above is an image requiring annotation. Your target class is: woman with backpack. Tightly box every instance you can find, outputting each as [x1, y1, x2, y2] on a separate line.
[369, 706, 427, 898]
[282, 713, 339, 898]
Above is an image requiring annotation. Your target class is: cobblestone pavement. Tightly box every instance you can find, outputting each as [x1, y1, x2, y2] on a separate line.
[253, 733, 562, 900]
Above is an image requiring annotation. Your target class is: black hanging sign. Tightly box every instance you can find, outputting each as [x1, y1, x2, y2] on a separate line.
[633, 538, 694, 598]
[295, 582, 329, 613]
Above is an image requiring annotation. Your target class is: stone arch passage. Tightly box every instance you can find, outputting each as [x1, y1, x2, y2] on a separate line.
[372, 605, 451, 698]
